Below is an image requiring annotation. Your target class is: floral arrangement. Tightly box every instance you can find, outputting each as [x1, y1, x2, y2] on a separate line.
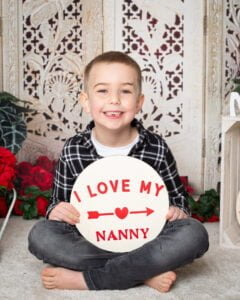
[0, 146, 56, 219]
[0, 147, 17, 217]
[180, 176, 220, 222]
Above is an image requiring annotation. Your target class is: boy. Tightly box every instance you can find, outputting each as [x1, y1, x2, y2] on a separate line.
[28, 51, 209, 293]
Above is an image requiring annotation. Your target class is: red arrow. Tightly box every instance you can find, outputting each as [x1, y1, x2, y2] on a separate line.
[88, 207, 154, 219]
[88, 211, 114, 219]
[130, 207, 154, 216]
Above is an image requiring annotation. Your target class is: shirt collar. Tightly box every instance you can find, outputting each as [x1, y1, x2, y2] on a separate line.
[76, 118, 150, 148]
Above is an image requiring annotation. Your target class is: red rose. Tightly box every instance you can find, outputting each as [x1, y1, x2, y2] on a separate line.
[36, 196, 49, 216]
[30, 166, 53, 190]
[206, 215, 219, 222]
[185, 185, 195, 195]
[13, 199, 24, 216]
[191, 214, 205, 222]
[0, 196, 8, 217]
[0, 164, 16, 189]
[180, 176, 195, 195]
[20, 175, 35, 190]
[180, 176, 188, 186]
[17, 161, 33, 176]
[0, 147, 16, 167]
[36, 156, 55, 173]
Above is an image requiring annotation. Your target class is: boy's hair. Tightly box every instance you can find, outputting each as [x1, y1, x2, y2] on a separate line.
[84, 51, 142, 93]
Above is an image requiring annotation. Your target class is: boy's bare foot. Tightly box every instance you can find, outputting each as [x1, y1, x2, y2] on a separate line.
[41, 267, 89, 290]
[144, 271, 176, 293]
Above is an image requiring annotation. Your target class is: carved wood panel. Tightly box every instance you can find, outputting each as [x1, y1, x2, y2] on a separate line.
[22, 0, 84, 142]
[2, 0, 102, 161]
[223, 0, 240, 113]
[104, 0, 205, 191]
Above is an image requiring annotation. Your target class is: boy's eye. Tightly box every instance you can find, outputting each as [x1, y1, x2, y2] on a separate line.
[121, 89, 132, 94]
[97, 89, 108, 94]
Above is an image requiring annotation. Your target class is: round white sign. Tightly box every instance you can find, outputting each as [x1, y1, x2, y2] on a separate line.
[70, 156, 169, 252]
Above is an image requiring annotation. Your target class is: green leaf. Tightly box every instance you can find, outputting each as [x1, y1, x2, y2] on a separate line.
[0, 91, 31, 154]
[188, 188, 220, 220]
[22, 202, 38, 220]
[0, 119, 27, 153]
[233, 78, 240, 85]
[233, 86, 240, 94]
[23, 186, 52, 199]
[24, 186, 42, 195]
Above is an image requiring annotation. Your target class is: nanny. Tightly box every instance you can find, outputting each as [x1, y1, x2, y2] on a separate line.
[96, 227, 150, 242]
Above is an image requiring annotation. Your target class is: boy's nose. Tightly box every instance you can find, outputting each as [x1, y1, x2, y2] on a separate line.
[109, 93, 120, 104]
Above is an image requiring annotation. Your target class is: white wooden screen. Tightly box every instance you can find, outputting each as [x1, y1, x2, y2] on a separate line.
[1, 0, 218, 192]
[104, 0, 205, 191]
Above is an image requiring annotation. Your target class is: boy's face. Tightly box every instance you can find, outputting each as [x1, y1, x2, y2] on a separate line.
[81, 62, 144, 134]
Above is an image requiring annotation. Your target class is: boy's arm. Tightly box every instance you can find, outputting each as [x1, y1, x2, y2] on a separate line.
[46, 152, 77, 219]
[160, 144, 191, 217]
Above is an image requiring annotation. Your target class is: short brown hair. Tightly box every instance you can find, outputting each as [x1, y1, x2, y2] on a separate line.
[84, 51, 142, 93]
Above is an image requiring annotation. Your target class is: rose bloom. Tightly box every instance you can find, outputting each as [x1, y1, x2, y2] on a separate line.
[0, 164, 16, 190]
[17, 161, 33, 178]
[36, 196, 49, 216]
[30, 166, 53, 190]
[185, 185, 195, 195]
[13, 199, 24, 216]
[36, 156, 55, 173]
[0, 196, 8, 217]
[0, 147, 16, 167]
[180, 176, 195, 195]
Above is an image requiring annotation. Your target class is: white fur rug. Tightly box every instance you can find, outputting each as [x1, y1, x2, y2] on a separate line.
[0, 217, 240, 300]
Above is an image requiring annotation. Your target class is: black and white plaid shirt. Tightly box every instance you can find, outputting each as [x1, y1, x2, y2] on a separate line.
[47, 119, 190, 216]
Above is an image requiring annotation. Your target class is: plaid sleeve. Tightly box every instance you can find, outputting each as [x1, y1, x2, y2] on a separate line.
[46, 140, 82, 217]
[46, 153, 73, 217]
[160, 145, 191, 215]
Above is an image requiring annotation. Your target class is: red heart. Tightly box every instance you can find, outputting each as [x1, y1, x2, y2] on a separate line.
[115, 207, 128, 219]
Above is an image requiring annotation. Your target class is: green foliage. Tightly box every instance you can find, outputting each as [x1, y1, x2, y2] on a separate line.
[0, 91, 31, 154]
[19, 186, 52, 220]
[233, 78, 240, 94]
[188, 189, 220, 221]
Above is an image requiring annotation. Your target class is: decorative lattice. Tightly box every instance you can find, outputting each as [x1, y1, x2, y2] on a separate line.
[122, 0, 184, 137]
[224, 0, 240, 98]
[22, 0, 84, 142]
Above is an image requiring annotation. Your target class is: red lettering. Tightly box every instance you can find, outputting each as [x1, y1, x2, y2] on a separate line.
[96, 228, 150, 242]
[97, 182, 108, 194]
[129, 228, 139, 239]
[139, 180, 151, 194]
[118, 229, 128, 240]
[87, 185, 97, 198]
[96, 230, 106, 241]
[107, 230, 118, 241]
[140, 228, 149, 238]
[155, 183, 164, 196]
[109, 180, 118, 192]
[73, 191, 81, 202]
[122, 179, 130, 192]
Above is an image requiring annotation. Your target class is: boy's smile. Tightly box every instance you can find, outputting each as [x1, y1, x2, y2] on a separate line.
[81, 62, 144, 146]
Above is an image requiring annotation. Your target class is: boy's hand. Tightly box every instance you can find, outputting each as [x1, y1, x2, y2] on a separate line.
[166, 206, 188, 222]
[49, 202, 80, 225]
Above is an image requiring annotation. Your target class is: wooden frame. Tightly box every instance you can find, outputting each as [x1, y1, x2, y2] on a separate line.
[220, 116, 240, 248]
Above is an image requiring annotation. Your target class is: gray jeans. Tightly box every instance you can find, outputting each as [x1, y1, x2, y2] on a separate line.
[28, 218, 209, 290]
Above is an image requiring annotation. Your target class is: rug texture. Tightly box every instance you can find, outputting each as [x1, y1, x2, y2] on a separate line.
[0, 217, 240, 300]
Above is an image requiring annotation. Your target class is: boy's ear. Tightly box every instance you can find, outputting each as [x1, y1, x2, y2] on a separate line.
[136, 94, 144, 113]
[80, 92, 90, 113]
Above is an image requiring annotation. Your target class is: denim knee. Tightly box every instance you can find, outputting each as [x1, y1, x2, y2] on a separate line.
[172, 218, 209, 258]
[143, 218, 209, 271]
[187, 218, 209, 257]
[28, 220, 49, 259]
